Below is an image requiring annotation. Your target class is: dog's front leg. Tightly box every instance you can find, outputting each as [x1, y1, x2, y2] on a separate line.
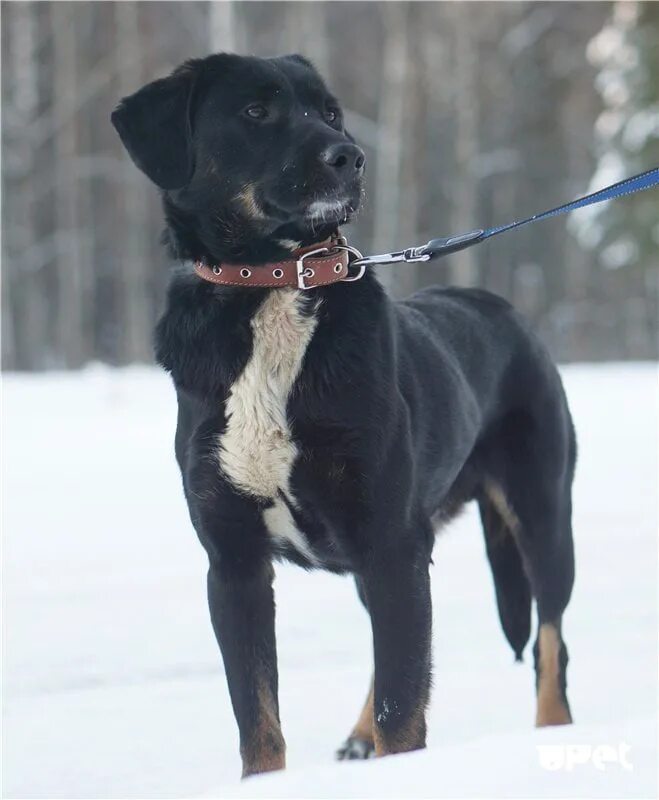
[207, 558, 285, 778]
[361, 539, 432, 757]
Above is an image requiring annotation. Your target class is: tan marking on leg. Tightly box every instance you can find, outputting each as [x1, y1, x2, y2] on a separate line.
[373, 703, 427, 756]
[350, 679, 375, 743]
[535, 623, 572, 727]
[238, 184, 266, 221]
[241, 677, 286, 778]
[485, 480, 521, 539]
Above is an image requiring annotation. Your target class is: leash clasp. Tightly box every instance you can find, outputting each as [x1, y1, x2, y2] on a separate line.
[402, 246, 432, 263]
[349, 247, 431, 269]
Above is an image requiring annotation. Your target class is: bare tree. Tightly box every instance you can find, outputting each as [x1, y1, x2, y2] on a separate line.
[52, 3, 88, 367]
[372, 2, 412, 293]
[3, 3, 46, 369]
[209, 0, 243, 52]
[4, 1, 653, 369]
[115, 1, 153, 364]
[448, 3, 480, 287]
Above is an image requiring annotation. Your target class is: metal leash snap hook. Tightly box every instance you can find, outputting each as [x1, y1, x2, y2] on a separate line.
[402, 246, 431, 263]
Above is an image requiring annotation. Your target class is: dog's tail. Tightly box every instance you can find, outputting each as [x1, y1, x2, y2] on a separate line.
[477, 490, 532, 661]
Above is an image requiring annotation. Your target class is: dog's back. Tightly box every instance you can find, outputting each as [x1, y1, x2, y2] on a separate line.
[391, 284, 573, 511]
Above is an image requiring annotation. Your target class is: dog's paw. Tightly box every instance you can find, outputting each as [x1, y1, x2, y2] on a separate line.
[336, 736, 375, 760]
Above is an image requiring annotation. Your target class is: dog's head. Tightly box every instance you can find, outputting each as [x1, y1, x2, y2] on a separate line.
[112, 53, 365, 263]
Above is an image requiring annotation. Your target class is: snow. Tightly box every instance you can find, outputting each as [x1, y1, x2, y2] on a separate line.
[2, 363, 657, 799]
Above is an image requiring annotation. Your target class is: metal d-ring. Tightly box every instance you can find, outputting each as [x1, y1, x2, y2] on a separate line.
[333, 244, 366, 282]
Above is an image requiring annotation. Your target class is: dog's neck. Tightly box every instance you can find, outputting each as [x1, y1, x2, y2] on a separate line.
[162, 196, 340, 267]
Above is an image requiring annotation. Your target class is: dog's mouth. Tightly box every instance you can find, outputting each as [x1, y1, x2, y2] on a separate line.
[260, 192, 360, 232]
[305, 198, 354, 225]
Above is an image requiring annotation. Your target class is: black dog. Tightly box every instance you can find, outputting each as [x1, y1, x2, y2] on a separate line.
[112, 53, 576, 778]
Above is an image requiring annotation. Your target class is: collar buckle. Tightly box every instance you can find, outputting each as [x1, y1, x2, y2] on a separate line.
[296, 247, 330, 290]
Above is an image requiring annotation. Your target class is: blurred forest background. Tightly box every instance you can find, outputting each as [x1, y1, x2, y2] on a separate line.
[2, 0, 657, 371]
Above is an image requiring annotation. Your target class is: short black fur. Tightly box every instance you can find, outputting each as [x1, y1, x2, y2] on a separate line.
[113, 52, 576, 777]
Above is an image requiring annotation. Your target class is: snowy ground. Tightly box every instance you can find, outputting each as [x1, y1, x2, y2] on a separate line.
[2, 363, 657, 799]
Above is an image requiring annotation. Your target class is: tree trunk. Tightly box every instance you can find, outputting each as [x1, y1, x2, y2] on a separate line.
[52, 3, 86, 368]
[372, 2, 411, 294]
[448, 4, 479, 287]
[209, 0, 242, 51]
[5, 3, 48, 369]
[116, 1, 152, 364]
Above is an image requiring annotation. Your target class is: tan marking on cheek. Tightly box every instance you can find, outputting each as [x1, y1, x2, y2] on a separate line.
[535, 623, 572, 727]
[238, 183, 266, 220]
[241, 678, 286, 777]
[373, 703, 426, 756]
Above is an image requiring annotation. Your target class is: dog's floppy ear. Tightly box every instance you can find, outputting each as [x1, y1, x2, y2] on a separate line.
[111, 61, 201, 190]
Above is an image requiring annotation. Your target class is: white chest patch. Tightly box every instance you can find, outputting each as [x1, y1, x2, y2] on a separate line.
[217, 290, 318, 559]
[262, 496, 318, 564]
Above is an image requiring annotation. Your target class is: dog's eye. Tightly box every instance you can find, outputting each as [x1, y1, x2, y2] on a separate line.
[325, 107, 340, 124]
[244, 104, 268, 120]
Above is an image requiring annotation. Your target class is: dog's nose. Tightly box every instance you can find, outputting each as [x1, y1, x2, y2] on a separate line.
[321, 143, 366, 174]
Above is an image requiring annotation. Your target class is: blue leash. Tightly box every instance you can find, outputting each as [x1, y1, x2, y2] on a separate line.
[351, 166, 659, 267]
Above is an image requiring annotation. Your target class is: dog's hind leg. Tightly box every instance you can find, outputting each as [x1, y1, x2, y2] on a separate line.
[533, 619, 572, 726]
[478, 485, 532, 661]
[491, 409, 576, 727]
[517, 492, 574, 726]
[336, 578, 375, 760]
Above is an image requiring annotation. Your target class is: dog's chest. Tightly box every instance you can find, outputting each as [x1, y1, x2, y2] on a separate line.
[217, 289, 319, 559]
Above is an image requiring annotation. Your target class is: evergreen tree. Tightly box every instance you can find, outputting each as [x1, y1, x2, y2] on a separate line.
[579, 1, 658, 353]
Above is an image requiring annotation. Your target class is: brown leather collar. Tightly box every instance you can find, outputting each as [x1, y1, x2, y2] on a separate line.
[193, 236, 363, 290]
